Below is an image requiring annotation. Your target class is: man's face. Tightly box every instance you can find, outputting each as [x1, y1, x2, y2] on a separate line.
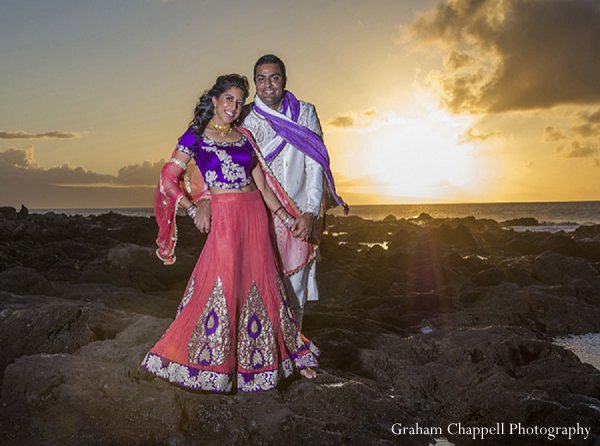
[254, 63, 285, 110]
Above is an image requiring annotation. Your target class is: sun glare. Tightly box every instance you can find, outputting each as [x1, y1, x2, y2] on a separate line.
[328, 93, 491, 204]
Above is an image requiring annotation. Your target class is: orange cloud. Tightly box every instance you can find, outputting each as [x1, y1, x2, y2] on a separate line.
[459, 127, 501, 143]
[326, 108, 401, 130]
[405, 0, 600, 113]
[543, 108, 600, 166]
[0, 147, 162, 208]
[565, 141, 599, 158]
[0, 130, 81, 139]
[543, 126, 567, 142]
[579, 109, 600, 124]
[327, 115, 355, 128]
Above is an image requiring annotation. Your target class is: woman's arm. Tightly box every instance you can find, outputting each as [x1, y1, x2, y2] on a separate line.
[251, 164, 295, 231]
[161, 151, 195, 209]
[160, 150, 210, 231]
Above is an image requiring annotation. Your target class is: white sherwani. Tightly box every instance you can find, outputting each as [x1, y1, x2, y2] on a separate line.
[243, 100, 324, 324]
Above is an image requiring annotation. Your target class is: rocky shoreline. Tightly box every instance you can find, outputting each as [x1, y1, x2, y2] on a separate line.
[0, 207, 599, 445]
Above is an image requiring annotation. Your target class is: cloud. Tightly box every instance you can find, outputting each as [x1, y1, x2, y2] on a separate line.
[565, 141, 599, 158]
[543, 108, 600, 165]
[543, 126, 567, 142]
[1, 147, 113, 185]
[326, 108, 402, 130]
[404, 0, 600, 113]
[579, 108, 600, 124]
[459, 126, 500, 143]
[569, 108, 600, 138]
[115, 160, 166, 186]
[327, 115, 355, 128]
[0, 145, 37, 167]
[326, 109, 380, 128]
[0, 146, 161, 208]
[0, 146, 165, 186]
[362, 109, 377, 118]
[571, 123, 598, 138]
[0, 130, 81, 139]
[444, 50, 476, 71]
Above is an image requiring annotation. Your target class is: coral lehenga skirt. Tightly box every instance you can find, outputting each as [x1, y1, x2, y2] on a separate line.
[141, 190, 319, 392]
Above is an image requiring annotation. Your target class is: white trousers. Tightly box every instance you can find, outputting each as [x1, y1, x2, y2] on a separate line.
[283, 260, 318, 330]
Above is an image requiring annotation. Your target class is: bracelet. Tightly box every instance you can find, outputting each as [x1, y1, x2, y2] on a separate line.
[168, 157, 187, 169]
[275, 207, 295, 229]
[274, 205, 285, 216]
[186, 204, 198, 219]
[283, 216, 295, 230]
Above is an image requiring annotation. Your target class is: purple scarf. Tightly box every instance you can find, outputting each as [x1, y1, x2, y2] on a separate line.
[253, 91, 349, 214]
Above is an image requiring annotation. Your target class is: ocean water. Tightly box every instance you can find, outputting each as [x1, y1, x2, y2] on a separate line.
[327, 201, 600, 226]
[33, 201, 600, 229]
[553, 334, 600, 372]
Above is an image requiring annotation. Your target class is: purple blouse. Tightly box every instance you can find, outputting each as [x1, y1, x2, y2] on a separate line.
[176, 127, 257, 189]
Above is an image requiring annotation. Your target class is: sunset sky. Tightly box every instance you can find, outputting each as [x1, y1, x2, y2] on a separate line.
[1, 0, 599, 208]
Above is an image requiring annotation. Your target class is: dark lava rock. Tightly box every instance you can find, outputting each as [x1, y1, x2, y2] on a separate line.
[0, 267, 56, 295]
[0, 207, 17, 218]
[501, 217, 539, 226]
[504, 237, 543, 255]
[473, 267, 508, 286]
[0, 297, 98, 380]
[413, 212, 433, 222]
[533, 251, 599, 286]
[540, 233, 597, 260]
[574, 224, 600, 242]
[0, 211, 599, 446]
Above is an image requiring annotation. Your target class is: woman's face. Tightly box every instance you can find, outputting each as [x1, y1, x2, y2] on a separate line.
[212, 87, 245, 125]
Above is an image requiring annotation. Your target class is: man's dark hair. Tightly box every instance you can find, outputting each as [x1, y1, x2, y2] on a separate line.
[253, 54, 287, 80]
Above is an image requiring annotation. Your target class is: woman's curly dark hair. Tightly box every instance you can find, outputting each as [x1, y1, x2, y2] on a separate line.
[189, 74, 250, 139]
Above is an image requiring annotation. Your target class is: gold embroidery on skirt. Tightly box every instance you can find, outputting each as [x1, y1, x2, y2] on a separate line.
[177, 275, 195, 316]
[237, 282, 275, 370]
[188, 276, 230, 366]
[279, 300, 304, 352]
[276, 276, 287, 302]
[276, 276, 304, 351]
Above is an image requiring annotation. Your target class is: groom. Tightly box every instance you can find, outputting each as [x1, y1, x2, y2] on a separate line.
[242, 54, 347, 329]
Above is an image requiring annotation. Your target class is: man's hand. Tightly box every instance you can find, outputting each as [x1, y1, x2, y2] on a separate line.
[192, 199, 211, 233]
[291, 213, 315, 241]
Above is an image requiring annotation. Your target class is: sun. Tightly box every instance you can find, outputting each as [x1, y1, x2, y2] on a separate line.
[327, 94, 493, 204]
[374, 112, 477, 198]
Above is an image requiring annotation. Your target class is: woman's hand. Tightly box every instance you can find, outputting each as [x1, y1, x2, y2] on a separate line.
[192, 199, 211, 233]
[291, 213, 314, 241]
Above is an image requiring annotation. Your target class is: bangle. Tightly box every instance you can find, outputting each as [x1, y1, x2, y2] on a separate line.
[275, 207, 295, 229]
[284, 216, 295, 230]
[186, 204, 198, 219]
[274, 205, 284, 216]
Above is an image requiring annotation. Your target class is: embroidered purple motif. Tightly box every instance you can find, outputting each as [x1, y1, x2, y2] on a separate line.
[176, 130, 256, 189]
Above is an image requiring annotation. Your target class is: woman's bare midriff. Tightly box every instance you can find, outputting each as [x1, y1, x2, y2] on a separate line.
[209, 184, 257, 195]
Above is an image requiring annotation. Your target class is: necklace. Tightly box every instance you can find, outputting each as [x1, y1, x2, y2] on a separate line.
[207, 120, 231, 137]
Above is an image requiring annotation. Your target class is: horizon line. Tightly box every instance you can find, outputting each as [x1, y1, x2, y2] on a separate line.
[23, 198, 600, 211]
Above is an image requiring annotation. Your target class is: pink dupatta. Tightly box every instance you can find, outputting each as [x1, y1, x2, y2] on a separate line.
[154, 148, 210, 265]
[154, 128, 316, 276]
[238, 127, 317, 276]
